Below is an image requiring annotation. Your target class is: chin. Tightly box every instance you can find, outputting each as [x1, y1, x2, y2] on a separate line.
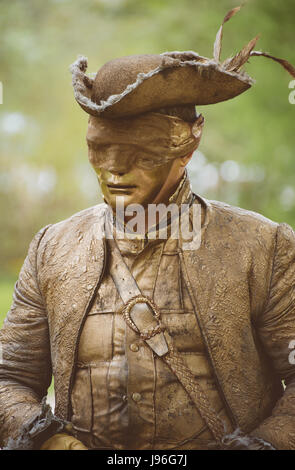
[107, 194, 137, 210]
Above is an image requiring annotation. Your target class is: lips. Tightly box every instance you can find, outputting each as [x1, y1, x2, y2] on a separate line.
[107, 184, 136, 188]
[107, 183, 136, 193]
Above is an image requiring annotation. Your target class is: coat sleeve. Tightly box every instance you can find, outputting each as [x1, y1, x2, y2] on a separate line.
[250, 222, 295, 449]
[0, 226, 65, 449]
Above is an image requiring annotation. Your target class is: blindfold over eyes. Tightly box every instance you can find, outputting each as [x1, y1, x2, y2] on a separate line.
[88, 145, 176, 170]
[86, 111, 204, 169]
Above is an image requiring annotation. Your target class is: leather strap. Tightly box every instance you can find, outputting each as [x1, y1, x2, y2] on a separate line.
[106, 228, 226, 443]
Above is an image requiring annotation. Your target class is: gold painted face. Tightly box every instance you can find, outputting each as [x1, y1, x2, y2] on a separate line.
[88, 142, 176, 209]
[86, 112, 204, 210]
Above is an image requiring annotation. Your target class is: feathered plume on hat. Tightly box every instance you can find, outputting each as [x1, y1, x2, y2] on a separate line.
[70, 5, 295, 119]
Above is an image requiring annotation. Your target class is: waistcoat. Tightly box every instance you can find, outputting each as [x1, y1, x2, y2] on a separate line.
[70, 177, 233, 449]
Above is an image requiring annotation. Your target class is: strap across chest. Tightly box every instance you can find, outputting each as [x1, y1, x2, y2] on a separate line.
[107, 232, 226, 445]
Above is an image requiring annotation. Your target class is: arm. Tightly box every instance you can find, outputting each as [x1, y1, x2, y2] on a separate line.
[0, 226, 63, 448]
[249, 222, 295, 450]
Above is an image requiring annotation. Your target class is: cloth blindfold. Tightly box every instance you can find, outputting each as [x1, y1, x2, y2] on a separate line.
[86, 112, 203, 168]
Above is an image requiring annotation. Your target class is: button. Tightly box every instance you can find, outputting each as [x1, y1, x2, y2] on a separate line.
[129, 343, 139, 352]
[132, 392, 141, 402]
[64, 423, 74, 433]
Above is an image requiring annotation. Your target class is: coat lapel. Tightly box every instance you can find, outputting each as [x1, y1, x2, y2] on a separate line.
[39, 205, 107, 419]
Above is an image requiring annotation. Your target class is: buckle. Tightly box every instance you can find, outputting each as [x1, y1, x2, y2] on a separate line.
[123, 296, 169, 357]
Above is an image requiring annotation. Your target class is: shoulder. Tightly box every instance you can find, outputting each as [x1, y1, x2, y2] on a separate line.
[196, 194, 278, 232]
[37, 203, 107, 249]
[48, 203, 106, 231]
[210, 198, 277, 227]
[193, 195, 282, 253]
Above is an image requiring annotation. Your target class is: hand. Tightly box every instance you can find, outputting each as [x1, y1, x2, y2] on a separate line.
[40, 432, 88, 450]
[221, 430, 276, 450]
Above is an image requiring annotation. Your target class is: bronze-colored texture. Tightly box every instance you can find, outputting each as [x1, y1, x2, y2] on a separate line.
[87, 112, 202, 160]
[70, 181, 231, 450]
[107, 218, 225, 442]
[1, 187, 295, 449]
[70, 52, 252, 118]
[40, 433, 88, 450]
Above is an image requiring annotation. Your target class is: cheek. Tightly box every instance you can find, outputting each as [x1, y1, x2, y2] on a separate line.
[91, 167, 106, 190]
[88, 148, 101, 167]
[135, 170, 168, 201]
[90, 164, 101, 179]
[140, 160, 172, 182]
[144, 163, 174, 188]
[88, 148, 116, 171]
[97, 171, 109, 190]
[137, 169, 161, 188]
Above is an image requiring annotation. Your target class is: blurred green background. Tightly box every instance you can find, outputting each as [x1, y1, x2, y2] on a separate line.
[0, 0, 295, 326]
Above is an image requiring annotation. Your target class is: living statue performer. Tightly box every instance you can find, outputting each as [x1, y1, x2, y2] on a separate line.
[1, 7, 295, 450]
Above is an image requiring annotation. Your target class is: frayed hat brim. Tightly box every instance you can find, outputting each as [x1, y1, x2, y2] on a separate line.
[70, 54, 253, 118]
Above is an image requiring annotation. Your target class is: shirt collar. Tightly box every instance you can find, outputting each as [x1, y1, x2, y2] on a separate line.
[110, 171, 194, 253]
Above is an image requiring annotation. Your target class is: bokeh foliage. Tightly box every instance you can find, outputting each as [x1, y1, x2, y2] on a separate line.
[0, 0, 294, 322]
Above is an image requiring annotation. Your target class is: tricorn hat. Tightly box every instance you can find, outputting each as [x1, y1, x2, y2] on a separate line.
[70, 5, 295, 118]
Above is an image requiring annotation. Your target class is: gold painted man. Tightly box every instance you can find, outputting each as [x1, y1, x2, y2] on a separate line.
[1, 8, 295, 450]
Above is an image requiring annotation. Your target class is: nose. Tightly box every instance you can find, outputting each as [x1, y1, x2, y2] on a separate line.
[107, 154, 134, 175]
[108, 167, 127, 176]
[104, 161, 132, 182]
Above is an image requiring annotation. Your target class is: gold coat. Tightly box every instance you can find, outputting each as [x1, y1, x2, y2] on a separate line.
[1, 194, 295, 449]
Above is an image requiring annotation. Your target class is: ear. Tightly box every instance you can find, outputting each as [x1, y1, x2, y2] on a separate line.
[192, 114, 205, 142]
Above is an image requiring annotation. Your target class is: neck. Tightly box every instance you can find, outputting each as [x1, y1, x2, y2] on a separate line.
[151, 168, 186, 207]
